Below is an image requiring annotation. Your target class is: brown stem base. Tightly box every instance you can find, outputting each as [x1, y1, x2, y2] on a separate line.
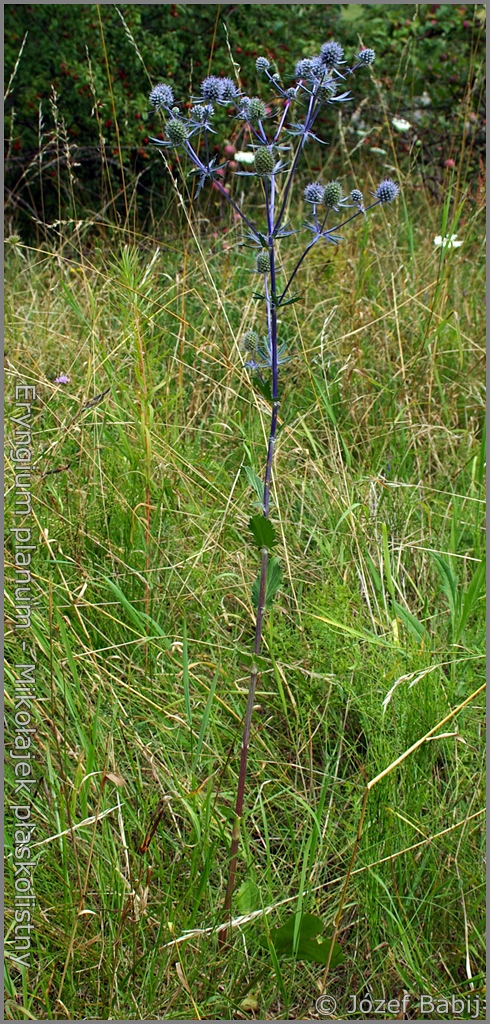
[219, 547, 268, 945]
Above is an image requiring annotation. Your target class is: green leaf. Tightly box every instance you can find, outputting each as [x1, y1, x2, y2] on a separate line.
[276, 292, 301, 308]
[191, 671, 218, 774]
[59, 278, 91, 329]
[236, 879, 260, 915]
[309, 611, 400, 650]
[261, 913, 344, 966]
[270, 290, 300, 308]
[432, 553, 458, 618]
[254, 377, 273, 402]
[251, 556, 282, 610]
[454, 557, 485, 642]
[243, 465, 265, 508]
[382, 522, 396, 603]
[237, 650, 270, 672]
[248, 514, 277, 550]
[340, 3, 364, 22]
[393, 601, 427, 641]
[103, 578, 170, 645]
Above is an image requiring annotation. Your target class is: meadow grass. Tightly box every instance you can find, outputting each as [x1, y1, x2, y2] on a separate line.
[4, 163, 485, 1020]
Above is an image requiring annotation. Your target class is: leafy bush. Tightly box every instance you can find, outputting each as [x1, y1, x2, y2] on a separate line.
[5, 4, 485, 239]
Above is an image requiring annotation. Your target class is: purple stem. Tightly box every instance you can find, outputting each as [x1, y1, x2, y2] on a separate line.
[220, 544, 268, 941]
[273, 89, 317, 235]
[273, 99, 292, 143]
[279, 199, 381, 304]
[220, 173, 280, 940]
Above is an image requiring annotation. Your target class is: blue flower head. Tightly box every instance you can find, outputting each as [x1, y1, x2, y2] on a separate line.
[304, 182, 325, 204]
[357, 48, 376, 66]
[295, 58, 314, 80]
[310, 56, 328, 79]
[374, 179, 400, 204]
[350, 188, 364, 208]
[149, 84, 175, 109]
[219, 77, 239, 103]
[191, 104, 214, 124]
[200, 76, 223, 102]
[320, 41, 345, 68]
[255, 57, 270, 73]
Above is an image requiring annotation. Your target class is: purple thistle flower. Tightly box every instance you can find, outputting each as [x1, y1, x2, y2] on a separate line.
[357, 48, 376, 66]
[304, 182, 325, 204]
[219, 77, 239, 103]
[54, 374, 70, 385]
[200, 76, 223, 102]
[320, 41, 345, 67]
[373, 179, 400, 203]
[295, 58, 314, 79]
[149, 83, 175, 109]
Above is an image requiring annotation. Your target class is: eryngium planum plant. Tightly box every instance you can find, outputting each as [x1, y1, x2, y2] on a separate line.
[148, 40, 398, 942]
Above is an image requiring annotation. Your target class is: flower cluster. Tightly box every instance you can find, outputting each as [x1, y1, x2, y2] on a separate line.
[254, 147, 275, 175]
[357, 48, 376, 65]
[303, 181, 346, 210]
[147, 40, 398, 312]
[320, 41, 345, 67]
[255, 251, 271, 274]
[239, 96, 267, 122]
[200, 75, 239, 104]
[191, 104, 214, 124]
[242, 330, 290, 372]
[165, 119, 189, 146]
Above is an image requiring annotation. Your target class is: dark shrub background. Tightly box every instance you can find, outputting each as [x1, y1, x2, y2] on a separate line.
[4, 3, 485, 241]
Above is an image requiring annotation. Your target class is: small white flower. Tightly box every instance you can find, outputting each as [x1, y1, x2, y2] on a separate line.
[235, 150, 255, 164]
[392, 116, 411, 132]
[434, 234, 464, 249]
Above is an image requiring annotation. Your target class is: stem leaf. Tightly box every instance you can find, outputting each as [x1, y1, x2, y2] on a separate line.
[273, 290, 301, 308]
[237, 650, 270, 672]
[248, 514, 277, 550]
[251, 556, 282, 609]
[254, 378, 273, 402]
[243, 466, 265, 508]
